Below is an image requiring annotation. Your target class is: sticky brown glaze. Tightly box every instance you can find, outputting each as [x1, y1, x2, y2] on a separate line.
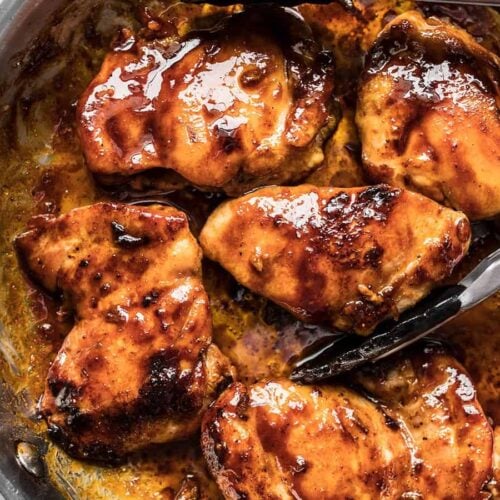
[356, 11, 500, 220]
[174, 474, 202, 500]
[77, 7, 336, 196]
[200, 184, 470, 335]
[201, 345, 492, 499]
[353, 343, 494, 498]
[14, 203, 233, 462]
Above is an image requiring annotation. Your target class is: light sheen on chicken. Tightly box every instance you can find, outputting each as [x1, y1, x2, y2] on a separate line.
[77, 7, 336, 195]
[202, 345, 492, 499]
[15, 202, 233, 461]
[356, 11, 500, 220]
[200, 184, 470, 335]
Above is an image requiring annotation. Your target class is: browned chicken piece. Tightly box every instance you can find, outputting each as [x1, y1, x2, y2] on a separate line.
[300, 0, 499, 94]
[356, 11, 500, 220]
[202, 344, 493, 499]
[14, 203, 233, 461]
[200, 184, 470, 335]
[77, 7, 336, 196]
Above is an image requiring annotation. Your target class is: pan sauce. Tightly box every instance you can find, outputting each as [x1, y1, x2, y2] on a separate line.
[0, 0, 498, 498]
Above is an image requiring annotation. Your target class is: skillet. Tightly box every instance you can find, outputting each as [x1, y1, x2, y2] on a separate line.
[0, 0, 499, 498]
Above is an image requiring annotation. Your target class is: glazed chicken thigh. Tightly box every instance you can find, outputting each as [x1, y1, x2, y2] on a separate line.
[15, 203, 233, 461]
[357, 11, 500, 220]
[77, 7, 335, 195]
[202, 345, 492, 499]
[200, 184, 470, 335]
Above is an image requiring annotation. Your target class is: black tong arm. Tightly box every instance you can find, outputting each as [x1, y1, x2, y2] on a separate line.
[292, 247, 500, 383]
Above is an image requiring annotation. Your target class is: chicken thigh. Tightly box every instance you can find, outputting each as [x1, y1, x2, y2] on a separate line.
[202, 345, 492, 499]
[77, 7, 336, 195]
[356, 11, 500, 220]
[15, 203, 233, 461]
[200, 184, 470, 335]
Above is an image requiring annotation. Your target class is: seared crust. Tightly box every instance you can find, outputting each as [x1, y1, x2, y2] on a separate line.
[200, 184, 470, 335]
[356, 11, 500, 220]
[77, 7, 336, 195]
[201, 345, 493, 499]
[15, 203, 233, 461]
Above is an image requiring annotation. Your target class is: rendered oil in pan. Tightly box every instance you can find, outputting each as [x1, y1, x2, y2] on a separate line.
[0, 0, 498, 498]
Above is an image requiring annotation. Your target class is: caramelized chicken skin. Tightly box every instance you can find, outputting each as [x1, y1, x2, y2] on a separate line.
[15, 203, 233, 461]
[200, 184, 470, 335]
[417, 3, 500, 56]
[357, 11, 500, 220]
[202, 345, 492, 499]
[353, 344, 494, 498]
[77, 7, 336, 195]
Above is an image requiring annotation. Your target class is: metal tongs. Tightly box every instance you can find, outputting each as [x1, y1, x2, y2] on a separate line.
[292, 247, 500, 383]
[183, 0, 500, 379]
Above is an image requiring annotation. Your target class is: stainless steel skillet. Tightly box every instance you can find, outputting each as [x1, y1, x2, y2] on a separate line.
[1, 3, 71, 499]
[0, 0, 498, 498]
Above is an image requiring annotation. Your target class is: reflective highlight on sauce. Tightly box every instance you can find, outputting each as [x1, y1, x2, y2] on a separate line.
[77, 6, 335, 193]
